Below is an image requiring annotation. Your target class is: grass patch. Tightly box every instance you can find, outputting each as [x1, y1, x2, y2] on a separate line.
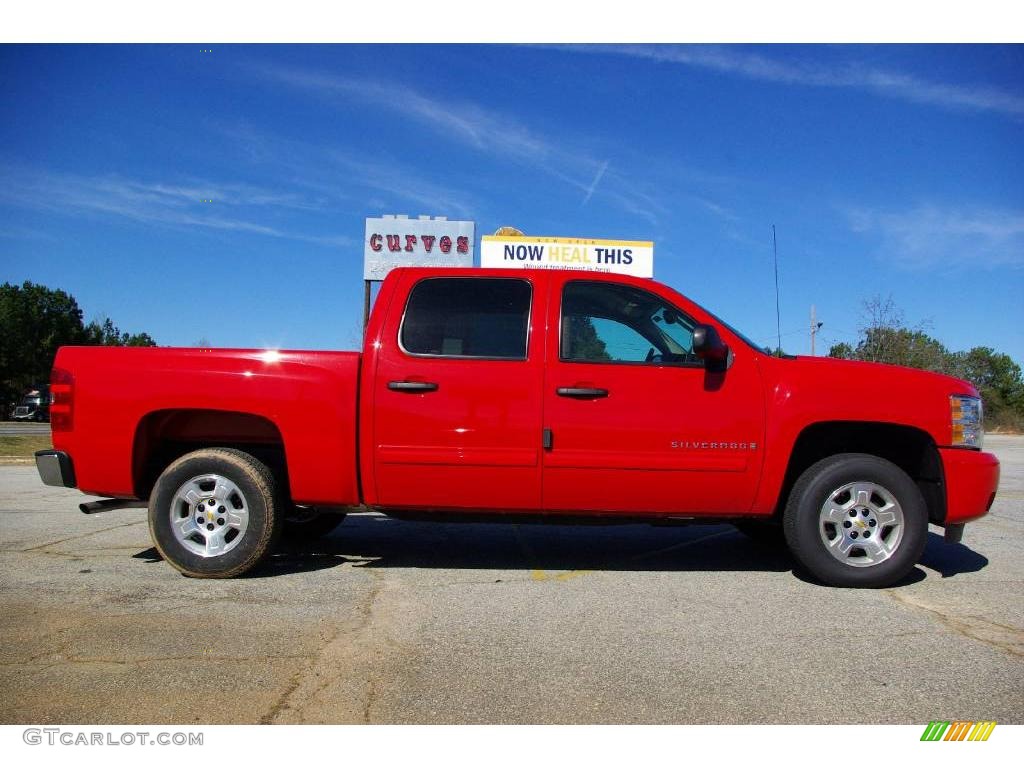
[987, 414, 1024, 434]
[0, 434, 53, 461]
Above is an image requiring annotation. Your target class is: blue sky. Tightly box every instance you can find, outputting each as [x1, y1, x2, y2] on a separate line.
[1, 44, 1022, 360]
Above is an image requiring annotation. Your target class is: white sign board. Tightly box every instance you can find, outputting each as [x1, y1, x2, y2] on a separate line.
[480, 235, 654, 278]
[364, 215, 475, 280]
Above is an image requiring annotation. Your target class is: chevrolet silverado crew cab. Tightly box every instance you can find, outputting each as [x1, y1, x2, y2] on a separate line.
[35, 267, 1000, 587]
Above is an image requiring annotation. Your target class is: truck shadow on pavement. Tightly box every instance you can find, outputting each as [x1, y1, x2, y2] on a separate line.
[260, 515, 791, 576]
[919, 532, 989, 578]
[201, 513, 987, 583]
[786, 531, 988, 587]
[131, 516, 989, 583]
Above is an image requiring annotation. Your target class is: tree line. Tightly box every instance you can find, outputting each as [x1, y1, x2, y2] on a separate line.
[828, 297, 1024, 431]
[0, 281, 156, 413]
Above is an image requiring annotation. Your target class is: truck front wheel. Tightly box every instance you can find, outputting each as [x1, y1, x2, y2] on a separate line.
[783, 453, 928, 588]
[148, 448, 282, 578]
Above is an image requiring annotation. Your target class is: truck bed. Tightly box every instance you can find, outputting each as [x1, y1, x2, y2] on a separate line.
[50, 346, 362, 505]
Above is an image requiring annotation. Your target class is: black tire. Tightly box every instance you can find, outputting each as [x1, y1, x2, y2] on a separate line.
[148, 448, 282, 578]
[282, 506, 346, 541]
[734, 519, 785, 547]
[783, 453, 928, 588]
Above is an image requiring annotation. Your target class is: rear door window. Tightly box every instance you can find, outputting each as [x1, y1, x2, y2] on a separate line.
[400, 278, 532, 359]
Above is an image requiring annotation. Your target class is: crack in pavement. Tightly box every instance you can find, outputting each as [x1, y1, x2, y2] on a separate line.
[886, 589, 1024, 658]
[259, 570, 394, 724]
[19, 521, 148, 552]
[3, 548, 146, 560]
[259, 669, 306, 725]
[0, 653, 310, 670]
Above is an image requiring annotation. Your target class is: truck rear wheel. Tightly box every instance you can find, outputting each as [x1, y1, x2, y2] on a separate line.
[783, 453, 928, 588]
[148, 448, 282, 578]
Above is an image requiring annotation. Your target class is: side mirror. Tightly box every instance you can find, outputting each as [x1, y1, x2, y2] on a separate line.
[692, 324, 729, 372]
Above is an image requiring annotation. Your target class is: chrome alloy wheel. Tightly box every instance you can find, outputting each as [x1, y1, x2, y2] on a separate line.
[169, 473, 250, 558]
[818, 481, 904, 568]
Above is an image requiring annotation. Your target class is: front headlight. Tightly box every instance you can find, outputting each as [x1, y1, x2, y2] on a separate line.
[950, 395, 983, 449]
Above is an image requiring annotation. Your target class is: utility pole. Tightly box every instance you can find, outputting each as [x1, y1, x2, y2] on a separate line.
[810, 305, 823, 356]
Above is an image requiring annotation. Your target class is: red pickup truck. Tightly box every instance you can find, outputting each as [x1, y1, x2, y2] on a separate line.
[36, 267, 1000, 587]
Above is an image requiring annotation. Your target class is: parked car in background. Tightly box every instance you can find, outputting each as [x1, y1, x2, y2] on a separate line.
[11, 386, 49, 422]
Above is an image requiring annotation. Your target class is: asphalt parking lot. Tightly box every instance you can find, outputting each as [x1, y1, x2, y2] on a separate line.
[0, 436, 1021, 724]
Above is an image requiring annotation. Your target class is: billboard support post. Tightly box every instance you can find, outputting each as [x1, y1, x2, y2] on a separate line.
[363, 280, 372, 337]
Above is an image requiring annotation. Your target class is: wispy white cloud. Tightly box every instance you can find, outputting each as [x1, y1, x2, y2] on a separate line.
[136, 181, 326, 212]
[325, 150, 480, 220]
[0, 226, 58, 242]
[558, 45, 1024, 119]
[692, 196, 739, 222]
[249, 63, 669, 224]
[581, 160, 609, 206]
[0, 166, 353, 247]
[253, 65, 553, 163]
[845, 204, 1024, 269]
[211, 122, 480, 219]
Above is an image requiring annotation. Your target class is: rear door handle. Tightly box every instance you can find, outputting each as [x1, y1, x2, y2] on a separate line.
[388, 381, 439, 393]
[556, 387, 609, 398]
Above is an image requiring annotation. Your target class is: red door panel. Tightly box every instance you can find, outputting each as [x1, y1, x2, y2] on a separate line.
[372, 272, 547, 512]
[541, 275, 766, 516]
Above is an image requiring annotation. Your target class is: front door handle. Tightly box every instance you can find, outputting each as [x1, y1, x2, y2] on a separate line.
[388, 381, 439, 393]
[556, 386, 609, 398]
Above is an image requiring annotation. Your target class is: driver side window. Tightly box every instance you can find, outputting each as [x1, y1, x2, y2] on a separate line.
[560, 281, 698, 365]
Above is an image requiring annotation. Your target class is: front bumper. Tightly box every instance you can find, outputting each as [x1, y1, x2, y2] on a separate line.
[35, 450, 76, 488]
[940, 448, 999, 524]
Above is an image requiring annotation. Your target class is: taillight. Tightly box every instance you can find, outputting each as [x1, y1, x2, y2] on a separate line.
[50, 367, 74, 432]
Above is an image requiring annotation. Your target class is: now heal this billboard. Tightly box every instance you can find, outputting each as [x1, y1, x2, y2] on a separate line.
[480, 235, 654, 278]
